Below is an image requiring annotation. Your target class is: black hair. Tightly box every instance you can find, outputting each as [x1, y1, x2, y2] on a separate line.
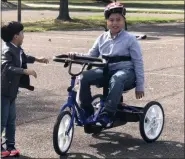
[1, 21, 24, 42]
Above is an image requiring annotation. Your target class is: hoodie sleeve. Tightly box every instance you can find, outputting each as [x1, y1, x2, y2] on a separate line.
[88, 35, 101, 57]
[21, 49, 35, 63]
[129, 36, 145, 92]
[26, 55, 36, 63]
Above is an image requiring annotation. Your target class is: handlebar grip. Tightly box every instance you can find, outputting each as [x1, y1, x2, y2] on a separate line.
[54, 54, 68, 58]
[53, 57, 86, 65]
[53, 57, 67, 63]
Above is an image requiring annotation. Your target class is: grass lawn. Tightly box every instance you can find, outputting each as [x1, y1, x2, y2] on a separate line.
[6, 0, 184, 14]
[21, 16, 184, 32]
[17, 5, 183, 14]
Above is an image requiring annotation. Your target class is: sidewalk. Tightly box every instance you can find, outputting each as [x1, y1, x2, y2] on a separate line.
[21, 3, 185, 13]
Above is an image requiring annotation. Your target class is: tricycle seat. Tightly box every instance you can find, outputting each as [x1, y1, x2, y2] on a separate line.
[96, 82, 136, 94]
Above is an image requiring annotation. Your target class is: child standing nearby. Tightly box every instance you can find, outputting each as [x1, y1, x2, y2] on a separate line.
[1, 21, 49, 157]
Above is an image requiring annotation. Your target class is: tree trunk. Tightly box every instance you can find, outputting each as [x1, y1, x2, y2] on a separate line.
[18, 0, 21, 22]
[57, 0, 71, 21]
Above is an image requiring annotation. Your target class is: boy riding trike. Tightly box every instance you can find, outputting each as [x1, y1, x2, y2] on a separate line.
[52, 54, 165, 156]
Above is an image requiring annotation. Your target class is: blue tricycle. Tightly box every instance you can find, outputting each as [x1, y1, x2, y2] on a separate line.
[52, 54, 165, 156]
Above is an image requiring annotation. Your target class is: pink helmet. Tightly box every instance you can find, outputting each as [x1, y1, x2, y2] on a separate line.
[104, 2, 126, 19]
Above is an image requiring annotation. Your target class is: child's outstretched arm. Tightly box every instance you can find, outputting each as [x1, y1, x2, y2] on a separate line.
[26, 55, 49, 64]
[35, 57, 49, 64]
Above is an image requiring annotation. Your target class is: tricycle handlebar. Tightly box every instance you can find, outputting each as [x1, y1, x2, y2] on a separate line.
[54, 54, 102, 62]
[53, 54, 105, 67]
[53, 57, 105, 67]
[53, 54, 106, 76]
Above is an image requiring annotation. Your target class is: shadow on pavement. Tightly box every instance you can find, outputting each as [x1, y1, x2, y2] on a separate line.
[16, 89, 64, 126]
[61, 153, 99, 159]
[129, 22, 184, 37]
[49, 22, 183, 39]
[143, 37, 161, 40]
[89, 131, 184, 158]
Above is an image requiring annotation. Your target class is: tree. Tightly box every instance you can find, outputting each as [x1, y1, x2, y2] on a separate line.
[57, 0, 71, 21]
[2, 0, 8, 2]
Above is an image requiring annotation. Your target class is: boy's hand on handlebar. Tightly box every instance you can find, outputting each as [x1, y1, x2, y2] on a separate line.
[23, 69, 37, 78]
[68, 52, 76, 59]
[135, 91, 144, 99]
[68, 52, 83, 59]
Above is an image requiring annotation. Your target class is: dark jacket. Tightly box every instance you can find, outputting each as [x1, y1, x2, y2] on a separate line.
[1, 42, 36, 98]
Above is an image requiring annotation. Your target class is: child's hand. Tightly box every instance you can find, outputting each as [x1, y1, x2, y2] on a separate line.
[68, 52, 77, 59]
[68, 52, 83, 59]
[35, 57, 49, 64]
[135, 91, 144, 99]
[23, 69, 37, 78]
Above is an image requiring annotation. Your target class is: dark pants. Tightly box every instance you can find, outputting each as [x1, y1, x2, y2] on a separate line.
[79, 68, 136, 114]
[1, 96, 16, 146]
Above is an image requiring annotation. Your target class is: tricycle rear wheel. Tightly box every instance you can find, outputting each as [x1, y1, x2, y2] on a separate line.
[139, 101, 164, 143]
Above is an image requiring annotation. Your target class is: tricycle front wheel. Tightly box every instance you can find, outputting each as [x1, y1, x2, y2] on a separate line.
[139, 101, 165, 143]
[53, 111, 74, 156]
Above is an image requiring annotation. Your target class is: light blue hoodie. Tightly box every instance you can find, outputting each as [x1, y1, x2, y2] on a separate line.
[88, 29, 144, 92]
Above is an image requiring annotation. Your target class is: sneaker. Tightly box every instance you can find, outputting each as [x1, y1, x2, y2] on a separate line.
[1, 146, 10, 158]
[96, 112, 113, 128]
[7, 145, 20, 157]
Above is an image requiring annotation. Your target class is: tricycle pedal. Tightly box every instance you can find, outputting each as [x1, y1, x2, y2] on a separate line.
[84, 124, 103, 134]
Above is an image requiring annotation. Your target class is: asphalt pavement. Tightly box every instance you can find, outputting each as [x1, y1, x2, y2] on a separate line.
[1, 5, 184, 158]
[3, 22, 183, 158]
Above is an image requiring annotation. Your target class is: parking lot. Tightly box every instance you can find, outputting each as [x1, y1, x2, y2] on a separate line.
[2, 22, 184, 158]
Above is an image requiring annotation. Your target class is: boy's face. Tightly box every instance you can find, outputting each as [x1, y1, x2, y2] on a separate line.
[107, 13, 125, 35]
[14, 31, 24, 46]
